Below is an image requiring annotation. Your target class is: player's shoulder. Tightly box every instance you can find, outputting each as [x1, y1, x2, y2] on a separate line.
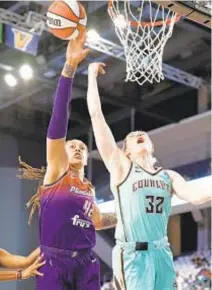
[165, 169, 183, 180]
[90, 186, 96, 197]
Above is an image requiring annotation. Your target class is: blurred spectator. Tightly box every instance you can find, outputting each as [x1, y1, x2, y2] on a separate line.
[174, 250, 211, 289]
[176, 272, 185, 290]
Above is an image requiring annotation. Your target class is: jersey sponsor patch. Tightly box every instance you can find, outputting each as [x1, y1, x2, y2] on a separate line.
[71, 215, 92, 228]
[70, 186, 93, 197]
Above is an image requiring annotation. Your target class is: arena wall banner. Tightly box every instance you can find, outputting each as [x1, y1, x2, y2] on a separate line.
[4, 24, 39, 55]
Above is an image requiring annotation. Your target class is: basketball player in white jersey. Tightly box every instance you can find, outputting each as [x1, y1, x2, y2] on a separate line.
[86, 62, 211, 290]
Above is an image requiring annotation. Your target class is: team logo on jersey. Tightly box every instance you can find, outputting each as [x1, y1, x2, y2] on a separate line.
[71, 215, 91, 228]
[134, 165, 143, 173]
[133, 178, 171, 192]
[161, 171, 171, 180]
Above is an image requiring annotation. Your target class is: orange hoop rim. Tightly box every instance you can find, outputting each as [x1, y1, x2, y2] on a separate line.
[108, 0, 181, 27]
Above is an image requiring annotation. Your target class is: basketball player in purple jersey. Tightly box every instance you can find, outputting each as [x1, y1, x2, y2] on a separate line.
[86, 62, 211, 290]
[0, 248, 44, 281]
[34, 32, 116, 290]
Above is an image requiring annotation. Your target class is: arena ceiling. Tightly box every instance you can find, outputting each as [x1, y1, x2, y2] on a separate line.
[0, 0, 210, 181]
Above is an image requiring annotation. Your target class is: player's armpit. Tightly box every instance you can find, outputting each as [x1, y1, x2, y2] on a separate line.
[43, 162, 68, 186]
[46, 138, 69, 173]
[45, 136, 69, 185]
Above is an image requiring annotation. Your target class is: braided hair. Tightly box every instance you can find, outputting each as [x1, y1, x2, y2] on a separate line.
[18, 154, 95, 225]
[18, 157, 46, 225]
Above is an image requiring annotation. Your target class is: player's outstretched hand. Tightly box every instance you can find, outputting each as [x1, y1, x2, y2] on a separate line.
[88, 62, 106, 78]
[66, 29, 90, 69]
[21, 254, 46, 280]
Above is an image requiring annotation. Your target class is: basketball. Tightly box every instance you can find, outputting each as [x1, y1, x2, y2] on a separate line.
[46, 0, 87, 40]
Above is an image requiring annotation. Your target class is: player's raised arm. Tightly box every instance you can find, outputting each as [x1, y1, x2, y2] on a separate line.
[44, 31, 90, 185]
[87, 63, 129, 174]
[168, 170, 212, 205]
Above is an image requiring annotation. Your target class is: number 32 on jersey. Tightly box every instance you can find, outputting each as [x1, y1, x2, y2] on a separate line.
[145, 195, 165, 214]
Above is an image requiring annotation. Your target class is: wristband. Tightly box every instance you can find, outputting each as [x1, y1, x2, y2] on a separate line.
[17, 270, 22, 280]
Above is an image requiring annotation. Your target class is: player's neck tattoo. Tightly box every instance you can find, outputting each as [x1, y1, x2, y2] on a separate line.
[63, 63, 76, 78]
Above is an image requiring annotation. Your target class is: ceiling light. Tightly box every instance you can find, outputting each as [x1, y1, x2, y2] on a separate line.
[19, 64, 33, 80]
[4, 73, 17, 87]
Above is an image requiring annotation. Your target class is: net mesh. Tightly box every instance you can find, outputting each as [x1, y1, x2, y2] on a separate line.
[108, 0, 179, 85]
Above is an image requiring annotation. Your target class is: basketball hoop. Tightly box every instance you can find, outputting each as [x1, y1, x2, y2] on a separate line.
[108, 0, 181, 85]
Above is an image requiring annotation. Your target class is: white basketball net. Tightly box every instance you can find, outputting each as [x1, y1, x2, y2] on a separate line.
[108, 0, 179, 86]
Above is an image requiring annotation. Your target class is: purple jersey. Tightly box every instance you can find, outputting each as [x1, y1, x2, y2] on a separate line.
[39, 169, 96, 250]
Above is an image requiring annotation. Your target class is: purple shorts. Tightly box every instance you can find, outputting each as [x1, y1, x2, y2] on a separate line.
[37, 245, 100, 290]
